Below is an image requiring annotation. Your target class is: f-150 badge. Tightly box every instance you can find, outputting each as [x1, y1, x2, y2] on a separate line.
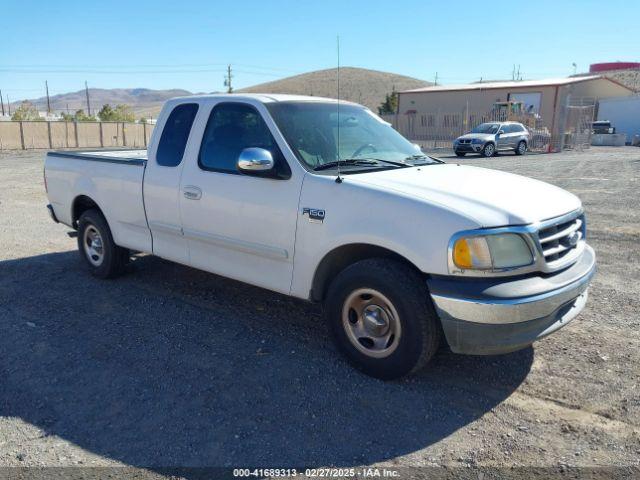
[302, 208, 325, 223]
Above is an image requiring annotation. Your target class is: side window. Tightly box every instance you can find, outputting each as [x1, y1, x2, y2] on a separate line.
[198, 102, 290, 177]
[502, 125, 513, 133]
[156, 103, 199, 167]
[514, 124, 525, 132]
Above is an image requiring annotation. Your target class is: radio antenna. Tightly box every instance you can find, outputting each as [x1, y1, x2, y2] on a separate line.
[335, 34, 343, 184]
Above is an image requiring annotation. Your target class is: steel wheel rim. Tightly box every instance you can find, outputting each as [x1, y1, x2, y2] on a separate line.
[83, 225, 104, 267]
[485, 144, 494, 156]
[342, 288, 401, 358]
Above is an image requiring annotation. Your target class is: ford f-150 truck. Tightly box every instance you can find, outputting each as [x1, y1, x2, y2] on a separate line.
[44, 94, 596, 379]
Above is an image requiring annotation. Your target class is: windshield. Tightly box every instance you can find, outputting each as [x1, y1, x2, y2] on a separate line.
[266, 101, 433, 170]
[472, 123, 500, 134]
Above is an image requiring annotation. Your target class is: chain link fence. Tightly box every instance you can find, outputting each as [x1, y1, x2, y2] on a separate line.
[382, 97, 595, 154]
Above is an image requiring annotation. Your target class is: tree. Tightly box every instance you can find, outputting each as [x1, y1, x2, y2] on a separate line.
[11, 101, 42, 121]
[74, 109, 97, 122]
[59, 109, 96, 122]
[98, 103, 135, 122]
[377, 88, 398, 115]
[97, 104, 114, 121]
[139, 117, 147, 124]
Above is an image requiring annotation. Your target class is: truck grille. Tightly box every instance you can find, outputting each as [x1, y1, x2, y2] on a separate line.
[537, 213, 585, 264]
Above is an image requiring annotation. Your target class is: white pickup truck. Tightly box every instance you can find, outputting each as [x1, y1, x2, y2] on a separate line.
[44, 94, 596, 379]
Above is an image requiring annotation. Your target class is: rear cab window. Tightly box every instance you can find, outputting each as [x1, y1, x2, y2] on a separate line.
[156, 103, 199, 167]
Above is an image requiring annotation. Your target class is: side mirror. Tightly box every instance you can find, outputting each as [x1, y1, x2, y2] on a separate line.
[497, 129, 505, 135]
[412, 143, 423, 153]
[237, 148, 274, 174]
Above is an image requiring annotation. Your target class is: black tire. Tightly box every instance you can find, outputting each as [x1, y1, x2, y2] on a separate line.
[455, 151, 466, 157]
[77, 209, 128, 279]
[515, 140, 527, 155]
[323, 258, 440, 380]
[481, 143, 495, 157]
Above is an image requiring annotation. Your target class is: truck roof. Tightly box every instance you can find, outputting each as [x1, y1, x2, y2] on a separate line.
[168, 93, 359, 106]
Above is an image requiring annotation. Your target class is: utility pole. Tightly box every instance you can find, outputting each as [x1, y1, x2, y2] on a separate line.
[224, 64, 233, 93]
[85, 81, 91, 116]
[7, 94, 11, 115]
[434, 72, 438, 86]
[0, 89, 4, 116]
[45, 80, 51, 114]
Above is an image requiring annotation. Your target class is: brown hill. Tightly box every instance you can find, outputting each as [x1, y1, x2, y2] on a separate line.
[574, 68, 640, 92]
[239, 67, 432, 111]
[12, 67, 430, 119]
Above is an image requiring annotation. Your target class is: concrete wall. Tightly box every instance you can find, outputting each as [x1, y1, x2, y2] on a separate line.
[0, 121, 154, 150]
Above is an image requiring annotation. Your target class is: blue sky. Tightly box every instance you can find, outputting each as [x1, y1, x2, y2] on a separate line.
[1, 0, 638, 101]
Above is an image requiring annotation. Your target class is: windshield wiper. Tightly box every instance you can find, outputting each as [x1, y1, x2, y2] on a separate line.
[313, 158, 409, 171]
[405, 154, 445, 164]
[313, 159, 379, 171]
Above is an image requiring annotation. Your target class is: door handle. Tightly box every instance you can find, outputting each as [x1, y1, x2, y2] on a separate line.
[183, 186, 202, 200]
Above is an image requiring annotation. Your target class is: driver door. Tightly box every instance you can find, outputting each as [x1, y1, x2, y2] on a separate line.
[178, 100, 303, 295]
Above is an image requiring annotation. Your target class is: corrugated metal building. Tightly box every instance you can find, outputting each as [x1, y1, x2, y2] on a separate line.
[397, 75, 633, 132]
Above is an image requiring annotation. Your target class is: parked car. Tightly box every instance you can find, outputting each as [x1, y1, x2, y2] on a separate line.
[44, 94, 595, 380]
[454, 121, 530, 157]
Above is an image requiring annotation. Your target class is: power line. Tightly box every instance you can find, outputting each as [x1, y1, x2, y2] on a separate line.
[1, 62, 298, 72]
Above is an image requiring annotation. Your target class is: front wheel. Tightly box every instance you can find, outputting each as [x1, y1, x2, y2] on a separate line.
[324, 258, 441, 380]
[77, 209, 128, 279]
[515, 140, 527, 155]
[455, 151, 466, 157]
[481, 143, 495, 157]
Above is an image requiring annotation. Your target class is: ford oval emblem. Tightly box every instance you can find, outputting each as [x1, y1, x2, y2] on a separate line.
[568, 231, 580, 247]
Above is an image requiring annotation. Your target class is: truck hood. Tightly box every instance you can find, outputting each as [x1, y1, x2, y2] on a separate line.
[349, 164, 581, 227]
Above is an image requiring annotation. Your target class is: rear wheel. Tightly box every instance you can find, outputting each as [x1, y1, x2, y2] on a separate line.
[77, 209, 128, 279]
[481, 143, 495, 157]
[324, 258, 440, 380]
[515, 140, 527, 155]
[455, 151, 466, 157]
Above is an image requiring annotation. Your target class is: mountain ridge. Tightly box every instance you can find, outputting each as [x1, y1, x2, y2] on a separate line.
[10, 67, 431, 118]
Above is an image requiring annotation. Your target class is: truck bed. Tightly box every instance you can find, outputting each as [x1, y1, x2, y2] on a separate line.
[47, 149, 147, 165]
[45, 148, 152, 254]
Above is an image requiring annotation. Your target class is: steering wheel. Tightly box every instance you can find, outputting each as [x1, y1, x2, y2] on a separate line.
[352, 143, 378, 158]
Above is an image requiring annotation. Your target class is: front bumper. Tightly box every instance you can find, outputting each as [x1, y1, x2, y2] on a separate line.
[454, 143, 483, 153]
[428, 245, 596, 355]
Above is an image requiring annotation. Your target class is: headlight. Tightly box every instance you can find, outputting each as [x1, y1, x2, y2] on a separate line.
[471, 138, 484, 144]
[451, 233, 533, 271]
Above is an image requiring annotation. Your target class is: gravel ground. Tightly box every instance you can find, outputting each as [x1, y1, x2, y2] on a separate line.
[0, 147, 639, 478]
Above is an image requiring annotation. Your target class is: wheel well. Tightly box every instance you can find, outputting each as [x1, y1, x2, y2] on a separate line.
[310, 243, 422, 302]
[71, 195, 102, 229]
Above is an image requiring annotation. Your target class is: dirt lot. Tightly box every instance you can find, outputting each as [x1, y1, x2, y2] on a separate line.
[0, 147, 639, 478]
